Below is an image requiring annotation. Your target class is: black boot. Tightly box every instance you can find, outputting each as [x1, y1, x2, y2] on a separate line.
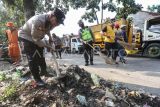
[35, 79, 46, 86]
[40, 71, 53, 77]
[85, 62, 89, 66]
[90, 61, 94, 65]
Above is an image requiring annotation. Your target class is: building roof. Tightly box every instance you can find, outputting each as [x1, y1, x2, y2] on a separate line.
[140, 11, 160, 16]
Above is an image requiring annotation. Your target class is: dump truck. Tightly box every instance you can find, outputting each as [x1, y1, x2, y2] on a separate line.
[90, 16, 160, 58]
[90, 24, 105, 51]
[121, 16, 160, 58]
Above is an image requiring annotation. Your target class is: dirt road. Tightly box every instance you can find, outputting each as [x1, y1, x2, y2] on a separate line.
[46, 53, 160, 95]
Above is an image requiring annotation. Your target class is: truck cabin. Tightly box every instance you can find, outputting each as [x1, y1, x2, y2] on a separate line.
[145, 16, 160, 34]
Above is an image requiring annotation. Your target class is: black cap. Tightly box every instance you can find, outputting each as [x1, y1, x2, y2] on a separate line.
[78, 20, 83, 25]
[51, 7, 65, 25]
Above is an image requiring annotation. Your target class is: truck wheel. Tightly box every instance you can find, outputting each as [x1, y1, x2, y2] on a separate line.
[145, 43, 160, 58]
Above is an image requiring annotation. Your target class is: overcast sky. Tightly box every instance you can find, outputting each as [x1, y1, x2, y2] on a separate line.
[51, 0, 159, 37]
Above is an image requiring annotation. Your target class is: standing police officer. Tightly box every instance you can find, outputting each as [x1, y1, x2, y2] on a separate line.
[78, 20, 95, 66]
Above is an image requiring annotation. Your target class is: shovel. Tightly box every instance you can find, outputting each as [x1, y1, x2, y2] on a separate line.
[46, 45, 61, 77]
[82, 41, 115, 65]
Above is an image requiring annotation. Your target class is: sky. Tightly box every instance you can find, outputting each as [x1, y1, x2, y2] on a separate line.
[51, 0, 160, 37]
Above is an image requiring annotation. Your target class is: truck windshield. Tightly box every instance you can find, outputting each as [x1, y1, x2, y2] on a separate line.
[72, 39, 77, 42]
[148, 18, 160, 34]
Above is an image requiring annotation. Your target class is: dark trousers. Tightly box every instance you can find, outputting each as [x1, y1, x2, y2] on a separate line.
[20, 39, 46, 81]
[105, 42, 118, 61]
[55, 45, 62, 58]
[117, 43, 126, 61]
[83, 41, 93, 63]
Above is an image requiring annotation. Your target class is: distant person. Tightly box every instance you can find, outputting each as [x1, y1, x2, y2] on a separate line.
[52, 33, 62, 59]
[5, 22, 20, 65]
[102, 24, 118, 64]
[18, 8, 65, 86]
[78, 20, 95, 66]
[62, 35, 70, 53]
[114, 24, 126, 63]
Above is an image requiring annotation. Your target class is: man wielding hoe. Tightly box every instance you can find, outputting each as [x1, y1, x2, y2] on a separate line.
[18, 8, 65, 86]
[78, 20, 95, 66]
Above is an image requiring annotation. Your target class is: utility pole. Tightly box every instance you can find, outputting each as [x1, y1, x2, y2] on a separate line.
[101, 0, 104, 42]
[101, 0, 104, 27]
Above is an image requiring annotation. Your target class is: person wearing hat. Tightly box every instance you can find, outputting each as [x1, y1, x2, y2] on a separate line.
[18, 7, 65, 86]
[114, 24, 126, 64]
[5, 22, 20, 65]
[78, 20, 95, 66]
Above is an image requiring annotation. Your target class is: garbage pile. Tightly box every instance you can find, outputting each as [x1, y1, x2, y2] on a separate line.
[0, 65, 160, 107]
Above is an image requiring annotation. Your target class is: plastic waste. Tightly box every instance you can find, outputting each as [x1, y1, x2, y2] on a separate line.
[138, 88, 145, 94]
[105, 98, 115, 107]
[105, 88, 116, 100]
[12, 69, 22, 79]
[74, 73, 80, 81]
[128, 91, 141, 98]
[16, 69, 22, 77]
[91, 73, 100, 87]
[76, 94, 87, 106]
[143, 103, 151, 107]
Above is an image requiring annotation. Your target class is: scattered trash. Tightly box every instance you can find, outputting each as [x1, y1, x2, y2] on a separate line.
[76, 94, 88, 106]
[105, 98, 115, 107]
[0, 65, 159, 107]
[143, 103, 151, 107]
[105, 88, 116, 100]
[91, 73, 100, 87]
[16, 69, 22, 77]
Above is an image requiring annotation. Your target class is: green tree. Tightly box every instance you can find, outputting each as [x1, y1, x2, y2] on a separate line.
[81, 0, 101, 24]
[1, 0, 24, 27]
[71, 0, 142, 23]
[1, 0, 142, 26]
[115, 0, 143, 19]
[148, 5, 160, 13]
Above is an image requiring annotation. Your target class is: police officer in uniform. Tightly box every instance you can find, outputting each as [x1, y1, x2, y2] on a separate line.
[78, 20, 95, 66]
[18, 8, 65, 86]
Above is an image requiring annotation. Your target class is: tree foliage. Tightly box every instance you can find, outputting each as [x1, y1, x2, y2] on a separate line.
[81, 0, 101, 23]
[148, 5, 160, 13]
[70, 0, 142, 23]
[1, 0, 24, 27]
[0, 0, 143, 28]
[115, 0, 143, 19]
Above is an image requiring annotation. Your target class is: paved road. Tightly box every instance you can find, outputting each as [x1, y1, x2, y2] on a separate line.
[46, 53, 160, 95]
